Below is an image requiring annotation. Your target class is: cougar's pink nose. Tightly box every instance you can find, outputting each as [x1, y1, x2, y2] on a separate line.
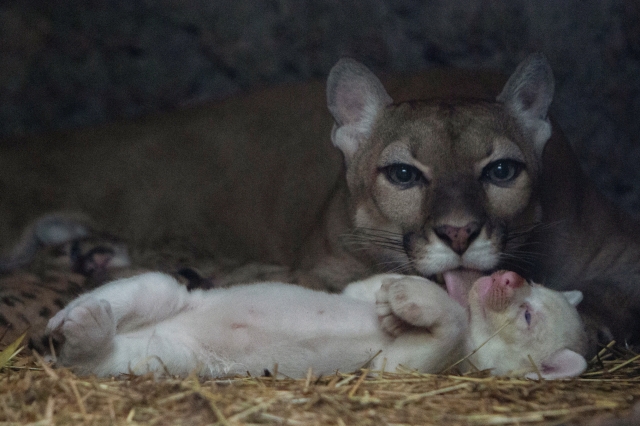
[433, 222, 481, 254]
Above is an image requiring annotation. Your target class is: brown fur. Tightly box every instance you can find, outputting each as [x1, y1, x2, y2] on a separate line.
[0, 69, 505, 279]
[1, 57, 638, 353]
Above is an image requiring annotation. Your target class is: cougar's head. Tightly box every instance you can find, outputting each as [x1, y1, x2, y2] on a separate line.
[327, 54, 555, 294]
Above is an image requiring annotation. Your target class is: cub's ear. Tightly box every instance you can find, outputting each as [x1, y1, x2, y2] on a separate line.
[497, 53, 555, 158]
[562, 290, 583, 307]
[326, 58, 392, 162]
[525, 348, 587, 380]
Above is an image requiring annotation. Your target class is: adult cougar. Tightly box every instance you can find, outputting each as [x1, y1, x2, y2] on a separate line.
[306, 54, 640, 353]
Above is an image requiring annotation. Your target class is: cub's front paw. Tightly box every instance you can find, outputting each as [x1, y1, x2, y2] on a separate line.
[46, 298, 116, 362]
[376, 277, 439, 336]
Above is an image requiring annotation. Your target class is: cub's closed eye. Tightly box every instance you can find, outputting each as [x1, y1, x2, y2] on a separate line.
[481, 159, 523, 186]
[382, 164, 424, 188]
[520, 303, 532, 326]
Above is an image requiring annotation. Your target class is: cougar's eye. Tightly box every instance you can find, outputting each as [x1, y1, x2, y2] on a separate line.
[481, 159, 523, 185]
[383, 164, 423, 188]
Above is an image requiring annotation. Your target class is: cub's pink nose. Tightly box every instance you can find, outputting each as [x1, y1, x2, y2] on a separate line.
[475, 270, 526, 311]
[491, 270, 525, 289]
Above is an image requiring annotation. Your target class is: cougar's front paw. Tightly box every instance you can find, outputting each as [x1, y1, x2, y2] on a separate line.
[376, 277, 435, 336]
[46, 298, 116, 362]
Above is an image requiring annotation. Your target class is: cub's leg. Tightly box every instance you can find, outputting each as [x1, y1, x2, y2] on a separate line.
[49, 297, 116, 365]
[375, 276, 468, 373]
[46, 272, 192, 374]
[47, 272, 190, 334]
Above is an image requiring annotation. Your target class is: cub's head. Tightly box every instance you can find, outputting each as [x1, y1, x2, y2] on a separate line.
[466, 271, 587, 379]
[327, 54, 554, 289]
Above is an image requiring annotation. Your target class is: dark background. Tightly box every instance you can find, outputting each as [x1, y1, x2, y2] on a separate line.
[1, 0, 639, 214]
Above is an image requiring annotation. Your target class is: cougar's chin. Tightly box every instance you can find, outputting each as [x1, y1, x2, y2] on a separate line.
[408, 238, 499, 307]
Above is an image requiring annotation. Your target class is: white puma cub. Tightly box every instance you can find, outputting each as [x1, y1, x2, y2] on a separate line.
[46, 271, 587, 379]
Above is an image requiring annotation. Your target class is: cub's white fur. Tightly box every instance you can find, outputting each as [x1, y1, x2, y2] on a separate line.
[46, 271, 587, 379]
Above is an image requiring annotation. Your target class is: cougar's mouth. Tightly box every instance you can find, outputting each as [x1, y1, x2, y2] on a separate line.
[429, 268, 485, 308]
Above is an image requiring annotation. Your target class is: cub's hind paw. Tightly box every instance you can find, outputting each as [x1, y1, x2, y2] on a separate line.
[47, 298, 116, 362]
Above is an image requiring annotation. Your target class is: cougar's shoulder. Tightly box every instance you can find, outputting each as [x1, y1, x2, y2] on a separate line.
[537, 119, 640, 349]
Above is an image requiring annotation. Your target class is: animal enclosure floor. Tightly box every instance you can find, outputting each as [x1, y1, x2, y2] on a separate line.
[1, 344, 640, 425]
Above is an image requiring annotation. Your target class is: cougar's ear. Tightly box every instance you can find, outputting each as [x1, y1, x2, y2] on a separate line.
[326, 58, 393, 162]
[497, 53, 555, 158]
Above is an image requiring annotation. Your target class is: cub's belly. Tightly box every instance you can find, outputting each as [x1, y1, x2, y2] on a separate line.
[168, 285, 392, 376]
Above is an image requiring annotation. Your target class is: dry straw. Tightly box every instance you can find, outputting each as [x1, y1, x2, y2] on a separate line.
[1, 335, 640, 425]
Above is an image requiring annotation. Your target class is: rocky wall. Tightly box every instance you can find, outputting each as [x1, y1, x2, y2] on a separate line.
[1, 0, 639, 213]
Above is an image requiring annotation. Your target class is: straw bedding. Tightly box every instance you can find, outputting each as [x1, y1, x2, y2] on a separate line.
[2, 322, 640, 425]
